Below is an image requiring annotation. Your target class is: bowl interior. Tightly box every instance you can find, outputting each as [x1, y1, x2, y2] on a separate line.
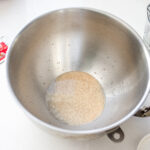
[8, 9, 149, 131]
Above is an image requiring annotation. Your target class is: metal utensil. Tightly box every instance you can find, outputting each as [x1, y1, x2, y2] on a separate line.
[136, 4, 150, 118]
[6, 8, 150, 137]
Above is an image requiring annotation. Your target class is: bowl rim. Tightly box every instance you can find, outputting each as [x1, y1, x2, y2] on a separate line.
[6, 7, 150, 135]
[137, 133, 150, 150]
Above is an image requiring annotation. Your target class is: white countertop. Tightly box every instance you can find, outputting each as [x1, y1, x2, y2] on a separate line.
[0, 0, 150, 149]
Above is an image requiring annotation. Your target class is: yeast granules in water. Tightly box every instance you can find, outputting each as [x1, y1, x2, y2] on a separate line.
[46, 71, 105, 126]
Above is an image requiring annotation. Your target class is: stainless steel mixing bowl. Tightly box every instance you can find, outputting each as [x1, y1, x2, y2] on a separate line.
[6, 8, 150, 136]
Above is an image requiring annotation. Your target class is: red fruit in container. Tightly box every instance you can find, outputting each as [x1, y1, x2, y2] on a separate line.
[0, 42, 8, 63]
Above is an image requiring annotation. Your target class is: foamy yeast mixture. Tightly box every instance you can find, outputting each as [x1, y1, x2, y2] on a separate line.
[46, 71, 105, 126]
